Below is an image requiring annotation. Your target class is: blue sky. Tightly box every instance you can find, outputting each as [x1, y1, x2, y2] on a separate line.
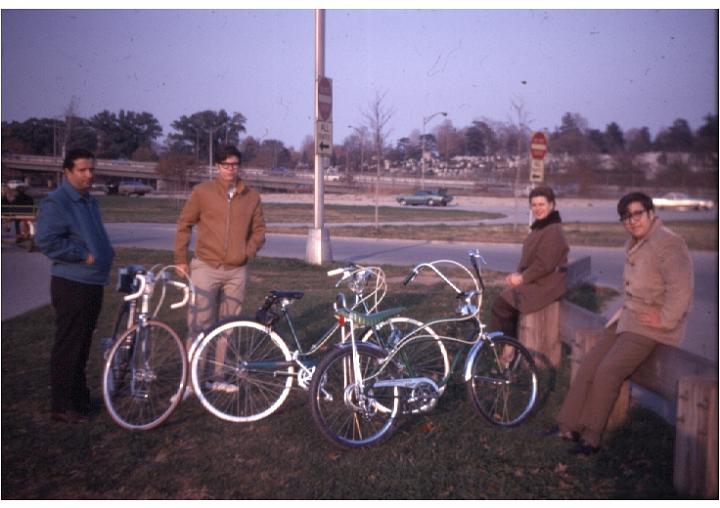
[2, 8, 717, 149]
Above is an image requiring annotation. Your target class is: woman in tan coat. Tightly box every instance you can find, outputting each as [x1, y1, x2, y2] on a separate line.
[490, 185, 569, 338]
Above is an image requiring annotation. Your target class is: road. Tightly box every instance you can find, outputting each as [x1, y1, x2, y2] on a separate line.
[3, 220, 716, 360]
[259, 193, 718, 225]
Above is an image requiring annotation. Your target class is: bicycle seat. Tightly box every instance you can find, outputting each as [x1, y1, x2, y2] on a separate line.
[270, 290, 304, 301]
[336, 307, 405, 327]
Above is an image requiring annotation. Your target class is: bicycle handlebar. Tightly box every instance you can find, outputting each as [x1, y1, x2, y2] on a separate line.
[123, 273, 147, 302]
[166, 280, 191, 310]
[403, 270, 417, 286]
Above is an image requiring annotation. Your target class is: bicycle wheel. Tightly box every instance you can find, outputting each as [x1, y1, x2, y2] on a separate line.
[466, 335, 538, 427]
[362, 317, 449, 397]
[102, 320, 187, 430]
[191, 320, 294, 423]
[309, 343, 399, 449]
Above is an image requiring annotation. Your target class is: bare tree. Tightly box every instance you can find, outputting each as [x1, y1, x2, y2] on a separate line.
[509, 96, 533, 232]
[362, 90, 395, 230]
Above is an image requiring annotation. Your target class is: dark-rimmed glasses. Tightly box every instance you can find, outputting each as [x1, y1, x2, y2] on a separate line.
[619, 209, 646, 223]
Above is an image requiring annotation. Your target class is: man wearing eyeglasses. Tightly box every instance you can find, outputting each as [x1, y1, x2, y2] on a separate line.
[551, 192, 693, 455]
[174, 145, 266, 393]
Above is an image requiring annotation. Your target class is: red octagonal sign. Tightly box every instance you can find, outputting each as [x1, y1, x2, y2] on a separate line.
[318, 77, 332, 122]
[530, 131, 548, 160]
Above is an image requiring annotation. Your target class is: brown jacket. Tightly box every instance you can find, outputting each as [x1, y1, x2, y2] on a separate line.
[614, 218, 693, 346]
[174, 178, 266, 268]
[501, 211, 569, 314]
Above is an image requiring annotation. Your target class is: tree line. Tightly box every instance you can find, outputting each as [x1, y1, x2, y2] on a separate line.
[2, 103, 717, 185]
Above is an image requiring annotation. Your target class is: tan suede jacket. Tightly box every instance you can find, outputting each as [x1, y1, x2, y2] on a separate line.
[174, 178, 266, 268]
[615, 218, 693, 346]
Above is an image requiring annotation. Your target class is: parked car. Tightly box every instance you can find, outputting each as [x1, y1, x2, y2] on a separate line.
[118, 181, 153, 197]
[5, 180, 26, 190]
[652, 192, 714, 211]
[396, 188, 453, 207]
[325, 168, 341, 182]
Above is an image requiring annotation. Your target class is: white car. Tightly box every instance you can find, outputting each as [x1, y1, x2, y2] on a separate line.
[652, 192, 714, 211]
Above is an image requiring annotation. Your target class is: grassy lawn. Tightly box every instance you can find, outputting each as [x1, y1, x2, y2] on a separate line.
[274, 221, 717, 251]
[94, 196, 500, 224]
[2, 248, 678, 499]
[93, 195, 716, 250]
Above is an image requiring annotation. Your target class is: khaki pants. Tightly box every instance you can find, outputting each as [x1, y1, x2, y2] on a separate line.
[187, 258, 248, 377]
[556, 331, 657, 447]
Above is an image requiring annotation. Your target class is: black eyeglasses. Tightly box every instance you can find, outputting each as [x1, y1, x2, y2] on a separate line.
[619, 209, 646, 223]
[219, 162, 241, 169]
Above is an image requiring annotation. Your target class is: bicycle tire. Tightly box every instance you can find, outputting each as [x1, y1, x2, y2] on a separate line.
[466, 335, 538, 427]
[309, 343, 399, 449]
[102, 320, 188, 430]
[190, 320, 294, 423]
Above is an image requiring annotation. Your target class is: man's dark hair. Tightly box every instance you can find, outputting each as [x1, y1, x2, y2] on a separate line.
[214, 145, 242, 165]
[63, 148, 95, 171]
[617, 192, 654, 217]
[528, 185, 556, 204]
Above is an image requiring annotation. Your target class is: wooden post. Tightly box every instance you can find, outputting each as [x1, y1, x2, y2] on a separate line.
[674, 376, 718, 499]
[518, 301, 561, 371]
[569, 326, 629, 431]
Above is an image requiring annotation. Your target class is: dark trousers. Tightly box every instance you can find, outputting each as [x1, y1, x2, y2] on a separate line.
[50, 276, 104, 413]
[490, 296, 519, 338]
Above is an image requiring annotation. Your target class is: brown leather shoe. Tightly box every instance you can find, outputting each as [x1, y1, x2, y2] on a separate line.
[51, 410, 89, 424]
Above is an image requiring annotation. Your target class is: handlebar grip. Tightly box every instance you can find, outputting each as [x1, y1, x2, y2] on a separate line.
[403, 270, 417, 286]
[170, 286, 190, 310]
[123, 274, 146, 302]
[327, 267, 345, 277]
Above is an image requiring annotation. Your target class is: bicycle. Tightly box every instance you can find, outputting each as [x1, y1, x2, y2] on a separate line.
[101, 264, 194, 430]
[188, 263, 450, 423]
[308, 249, 539, 449]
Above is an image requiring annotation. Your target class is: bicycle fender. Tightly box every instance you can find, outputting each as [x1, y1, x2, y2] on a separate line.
[463, 331, 505, 383]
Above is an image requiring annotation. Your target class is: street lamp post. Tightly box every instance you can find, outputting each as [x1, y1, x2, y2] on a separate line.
[420, 111, 447, 189]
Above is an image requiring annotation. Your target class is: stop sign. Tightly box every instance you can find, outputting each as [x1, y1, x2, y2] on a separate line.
[530, 131, 548, 160]
[318, 77, 332, 121]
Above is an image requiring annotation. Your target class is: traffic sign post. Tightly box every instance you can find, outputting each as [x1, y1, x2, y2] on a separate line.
[315, 77, 333, 155]
[529, 131, 548, 183]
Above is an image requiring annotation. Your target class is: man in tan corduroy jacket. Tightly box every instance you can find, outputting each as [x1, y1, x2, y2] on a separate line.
[174, 145, 266, 393]
[553, 191, 693, 455]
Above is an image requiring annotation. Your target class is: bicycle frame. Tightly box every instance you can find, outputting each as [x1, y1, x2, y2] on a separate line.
[188, 264, 389, 387]
[356, 251, 487, 386]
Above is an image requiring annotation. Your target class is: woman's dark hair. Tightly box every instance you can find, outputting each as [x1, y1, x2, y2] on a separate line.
[62, 148, 95, 171]
[617, 192, 654, 217]
[214, 145, 242, 165]
[528, 185, 556, 204]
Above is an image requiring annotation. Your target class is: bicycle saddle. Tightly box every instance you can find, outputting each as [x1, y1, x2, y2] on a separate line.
[269, 290, 304, 301]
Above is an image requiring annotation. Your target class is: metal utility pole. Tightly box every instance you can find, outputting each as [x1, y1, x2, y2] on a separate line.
[305, 9, 333, 265]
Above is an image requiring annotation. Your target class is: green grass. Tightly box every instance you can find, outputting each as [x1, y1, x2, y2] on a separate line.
[93, 195, 717, 250]
[95, 196, 500, 224]
[1, 248, 678, 499]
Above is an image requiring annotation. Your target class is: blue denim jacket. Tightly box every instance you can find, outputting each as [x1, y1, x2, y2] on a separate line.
[36, 180, 115, 285]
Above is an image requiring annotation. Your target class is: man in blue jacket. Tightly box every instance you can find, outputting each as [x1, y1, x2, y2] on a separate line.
[36, 149, 115, 423]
